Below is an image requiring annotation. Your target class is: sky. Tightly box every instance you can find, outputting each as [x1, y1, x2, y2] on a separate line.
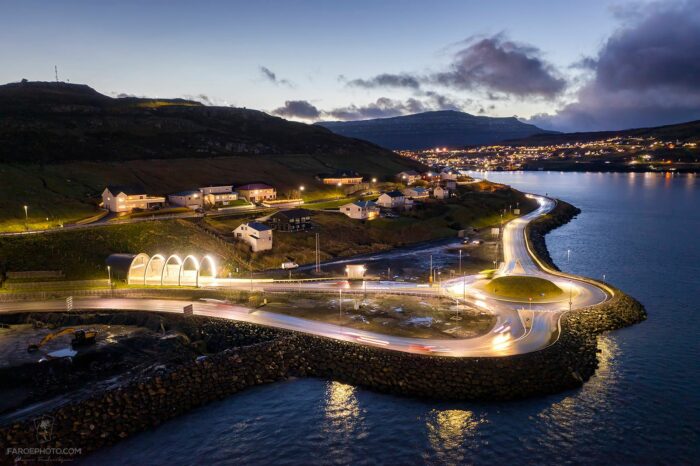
[1, 0, 699, 132]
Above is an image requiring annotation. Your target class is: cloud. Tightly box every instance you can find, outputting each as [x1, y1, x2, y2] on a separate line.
[530, 1, 700, 131]
[430, 35, 566, 98]
[259, 66, 293, 87]
[342, 34, 565, 99]
[346, 73, 421, 89]
[271, 92, 462, 122]
[272, 100, 321, 119]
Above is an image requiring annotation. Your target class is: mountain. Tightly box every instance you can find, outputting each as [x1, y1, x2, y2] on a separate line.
[316, 110, 556, 150]
[503, 119, 700, 146]
[0, 80, 419, 170]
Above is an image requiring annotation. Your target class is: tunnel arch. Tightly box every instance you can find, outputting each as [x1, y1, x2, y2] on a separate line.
[161, 254, 183, 286]
[127, 253, 150, 285]
[179, 255, 200, 287]
[144, 254, 166, 285]
[199, 255, 217, 286]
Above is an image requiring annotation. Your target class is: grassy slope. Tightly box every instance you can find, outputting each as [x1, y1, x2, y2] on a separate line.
[0, 181, 536, 279]
[210, 181, 537, 270]
[0, 153, 415, 232]
[0, 220, 240, 280]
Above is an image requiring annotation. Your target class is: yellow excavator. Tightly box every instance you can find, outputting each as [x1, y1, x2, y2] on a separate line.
[27, 328, 97, 352]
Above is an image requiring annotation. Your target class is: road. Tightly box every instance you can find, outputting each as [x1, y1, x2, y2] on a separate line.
[0, 195, 610, 357]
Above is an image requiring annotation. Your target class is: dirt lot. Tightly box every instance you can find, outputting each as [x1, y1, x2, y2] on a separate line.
[262, 293, 496, 339]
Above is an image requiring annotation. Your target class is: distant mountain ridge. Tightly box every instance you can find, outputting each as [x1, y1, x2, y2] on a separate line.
[316, 110, 556, 150]
[0, 80, 418, 170]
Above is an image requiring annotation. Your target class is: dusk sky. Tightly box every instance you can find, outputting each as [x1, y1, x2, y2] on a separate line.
[2, 0, 699, 131]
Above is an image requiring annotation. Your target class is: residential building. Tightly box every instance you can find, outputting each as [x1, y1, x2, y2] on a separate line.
[440, 170, 459, 181]
[403, 186, 429, 199]
[168, 190, 203, 210]
[433, 186, 449, 199]
[102, 186, 165, 213]
[396, 170, 421, 184]
[443, 180, 457, 190]
[237, 183, 276, 203]
[199, 185, 239, 207]
[377, 190, 406, 209]
[341, 200, 379, 220]
[268, 209, 313, 232]
[320, 170, 363, 185]
[233, 222, 273, 252]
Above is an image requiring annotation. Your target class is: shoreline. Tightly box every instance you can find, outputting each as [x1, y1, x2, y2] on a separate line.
[0, 196, 648, 465]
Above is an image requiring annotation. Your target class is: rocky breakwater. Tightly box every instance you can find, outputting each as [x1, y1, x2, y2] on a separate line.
[526, 199, 581, 271]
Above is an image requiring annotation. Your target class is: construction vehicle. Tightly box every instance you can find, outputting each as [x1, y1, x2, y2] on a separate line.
[27, 328, 98, 352]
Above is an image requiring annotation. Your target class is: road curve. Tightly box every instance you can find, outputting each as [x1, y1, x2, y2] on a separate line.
[0, 195, 610, 357]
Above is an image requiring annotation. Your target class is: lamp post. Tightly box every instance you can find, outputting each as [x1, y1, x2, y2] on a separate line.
[299, 185, 305, 198]
[567, 249, 571, 264]
[23, 205, 28, 230]
[459, 249, 462, 275]
[339, 288, 343, 319]
[107, 265, 112, 287]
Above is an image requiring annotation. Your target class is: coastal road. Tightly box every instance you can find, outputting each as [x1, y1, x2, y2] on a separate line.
[0, 194, 610, 357]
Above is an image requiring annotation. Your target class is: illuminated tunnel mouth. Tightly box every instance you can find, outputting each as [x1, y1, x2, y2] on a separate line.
[123, 253, 218, 286]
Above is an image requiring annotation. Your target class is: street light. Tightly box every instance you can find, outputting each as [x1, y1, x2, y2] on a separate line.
[107, 265, 112, 287]
[459, 249, 462, 274]
[23, 205, 28, 230]
[371, 178, 377, 183]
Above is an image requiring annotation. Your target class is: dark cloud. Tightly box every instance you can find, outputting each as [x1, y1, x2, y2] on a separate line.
[530, 1, 700, 131]
[342, 34, 565, 99]
[431, 35, 566, 98]
[326, 97, 428, 120]
[346, 73, 421, 89]
[259, 66, 293, 86]
[272, 100, 321, 119]
[272, 92, 463, 122]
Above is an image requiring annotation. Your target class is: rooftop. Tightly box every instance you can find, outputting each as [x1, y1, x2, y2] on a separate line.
[383, 190, 405, 198]
[245, 221, 272, 232]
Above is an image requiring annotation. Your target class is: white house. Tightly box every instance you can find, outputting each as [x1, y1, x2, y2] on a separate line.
[396, 171, 421, 185]
[433, 186, 449, 199]
[199, 185, 239, 207]
[102, 186, 165, 213]
[233, 222, 273, 252]
[168, 190, 203, 210]
[237, 183, 276, 203]
[341, 200, 379, 220]
[377, 190, 411, 209]
[403, 186, 429, 199]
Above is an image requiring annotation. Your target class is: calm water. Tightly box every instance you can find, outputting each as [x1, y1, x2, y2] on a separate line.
[86, 172, 700, 465]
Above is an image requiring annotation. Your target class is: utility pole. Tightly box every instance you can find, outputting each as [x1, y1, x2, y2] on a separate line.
[429, 254, 433, 286]
[459, 249, 462, 275]
[315, 233, 320, 273]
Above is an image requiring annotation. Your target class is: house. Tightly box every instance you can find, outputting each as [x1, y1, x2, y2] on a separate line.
[168, 190, 203, 210]
[396, 170, 421, 184]
[268, 209, 313, 232]
[440, 170, 459, 181]
[443, 180, 457, 190]
[403, 186, 429, 199]
[320, 170, 363, 185]
[433, 186, 449, 199]
[199, 185, 239, 207]
[237, 183, 276, 203]
[102, 186, 165, 213]
[377, 191, 406, 209]
[233, 222, 273, 252]
[341, 200, 379, 220]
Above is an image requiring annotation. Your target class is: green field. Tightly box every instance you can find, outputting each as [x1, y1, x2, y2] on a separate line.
[483, 276, 563, 301]
[0, 153, 416, 232]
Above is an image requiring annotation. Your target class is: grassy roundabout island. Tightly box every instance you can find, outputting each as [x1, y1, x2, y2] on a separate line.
[483, 275, 564, 301]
